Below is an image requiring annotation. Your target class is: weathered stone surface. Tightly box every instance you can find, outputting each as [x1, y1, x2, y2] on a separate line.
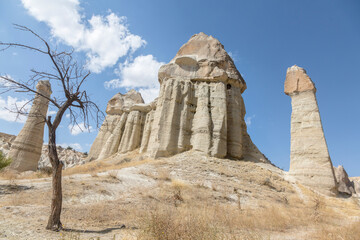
[353, 180, 360, 195]
[88, 90, 144, 161]
[146, 32, 266, 161]
[89, 33, 267, 163]
[8, 81, 52, 172]
[284, 65, 316, 95]
[118, 110, 146, 153]
[333, 165, 355, 195]
[285, 65, 337, 196]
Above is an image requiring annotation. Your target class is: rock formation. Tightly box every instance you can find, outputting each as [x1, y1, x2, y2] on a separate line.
[285, 65, 337, 196]
[89, 33, 267, 163]
[8, 80, 52, 171]
[333, 165, 355, 196]
[88, 90, 147, 161]
[145, 32, 265, 161]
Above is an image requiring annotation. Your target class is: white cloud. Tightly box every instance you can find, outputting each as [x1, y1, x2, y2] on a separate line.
[21, 0, 146, 73]
[68, 122, 93, 136]
[0, 74, 16, 88]
[104, 55, 164, 103]
[58, 143, 83, 151]
[0, 96, 30, 123]
[245, 115, 255, 126]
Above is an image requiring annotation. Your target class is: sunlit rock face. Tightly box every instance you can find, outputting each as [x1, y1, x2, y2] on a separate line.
[88, 89, 146, 161]
[89, 33, 267, 163]
[146, 32, 266, 161]
[285, 65, 338, 196]
[8, 80, 52, 172]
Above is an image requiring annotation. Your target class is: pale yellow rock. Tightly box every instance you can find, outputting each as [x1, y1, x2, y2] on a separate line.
[285, 65, 337, 196]
[118, 110, 146, 153]
[8, 81, 52, 171]
[88, 90, 144, 161]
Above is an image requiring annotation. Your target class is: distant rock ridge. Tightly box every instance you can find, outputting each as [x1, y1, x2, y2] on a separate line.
[89, 33, 267, 163]
[0, 132, 86, 169]
[285, 65, 338, 196]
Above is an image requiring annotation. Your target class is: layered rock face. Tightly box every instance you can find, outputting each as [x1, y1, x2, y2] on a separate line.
[285, 65, 337, 196]
[146, 33, 264, 161]
[8, 80, 52, 171]
[89, 33, 267, 163]
[88, 90, 149, 161]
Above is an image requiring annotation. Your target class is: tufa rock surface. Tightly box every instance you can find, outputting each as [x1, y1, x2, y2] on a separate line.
[333, 165, 355, 196]
[285, 65, 337, 196]
[89, 33, 267, 163]
[147, 32, 263, 160]
[88, 89, 147, 161]
[8, 81, 52, 172]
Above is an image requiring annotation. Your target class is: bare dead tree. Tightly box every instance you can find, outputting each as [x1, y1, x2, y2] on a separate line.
[0, 25, 103, 231]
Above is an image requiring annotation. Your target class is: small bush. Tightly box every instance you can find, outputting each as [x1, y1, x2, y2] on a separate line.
[0, 151, 12, 170]
[66, 146, 73, 150]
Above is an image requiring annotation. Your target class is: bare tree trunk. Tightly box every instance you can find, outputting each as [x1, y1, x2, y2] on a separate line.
[46, 129, 63, 231]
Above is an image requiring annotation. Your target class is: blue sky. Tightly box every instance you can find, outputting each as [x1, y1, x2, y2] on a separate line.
[0, 0, 359, 176]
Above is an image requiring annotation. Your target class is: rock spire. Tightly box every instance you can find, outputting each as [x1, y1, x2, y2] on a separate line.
[285, 65, 337, 196]
[8, 80, 52, 171]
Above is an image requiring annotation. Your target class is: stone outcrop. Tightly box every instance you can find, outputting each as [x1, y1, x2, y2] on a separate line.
[89, 33, 267, 163]
[285, 65, 337, 196]
[88, 90, 147, 161]
[146, 32, 264, 161]
[38, 146, 87, 169]
[8, 81, 52, 172]
[333, 165, 356, 196]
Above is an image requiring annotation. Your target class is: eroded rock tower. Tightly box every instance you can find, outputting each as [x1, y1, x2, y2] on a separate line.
[285, 65, 337, 196]
[8, 80, 52, 171]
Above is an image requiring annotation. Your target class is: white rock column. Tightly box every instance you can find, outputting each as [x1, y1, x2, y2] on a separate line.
[9, 80, 52, 171]
[285, 65, 337, 196]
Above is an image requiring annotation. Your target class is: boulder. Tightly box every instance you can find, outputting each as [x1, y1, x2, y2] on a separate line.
[333, 165, 355, 195]
[285, 65, 337, 196]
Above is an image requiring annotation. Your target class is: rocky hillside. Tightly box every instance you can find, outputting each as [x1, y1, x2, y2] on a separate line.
[0, 132, 86, 169]
[0, 150, 359, 240]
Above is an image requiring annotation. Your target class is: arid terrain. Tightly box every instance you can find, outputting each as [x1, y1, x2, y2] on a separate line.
[1, 150, 359, 240]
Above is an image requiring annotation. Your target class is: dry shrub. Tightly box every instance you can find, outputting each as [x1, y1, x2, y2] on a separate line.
[138, 206, 220, 240]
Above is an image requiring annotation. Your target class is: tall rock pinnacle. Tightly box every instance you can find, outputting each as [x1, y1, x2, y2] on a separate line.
[8, 80, 52, 171]
[285, 65, 337, 196]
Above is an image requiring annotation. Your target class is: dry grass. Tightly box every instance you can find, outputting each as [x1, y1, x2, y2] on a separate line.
[311, 221, 360, 240]
[63, 158, 152, 176]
